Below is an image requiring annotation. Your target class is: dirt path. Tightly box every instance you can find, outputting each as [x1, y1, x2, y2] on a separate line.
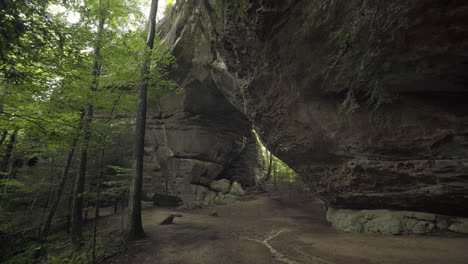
[104, 194, 468, 264]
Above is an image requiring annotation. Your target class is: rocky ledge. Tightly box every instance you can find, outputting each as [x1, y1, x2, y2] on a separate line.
[327, 208, 468, 235]
[151, 179, 246, 209]
[156, 0, 468, 234]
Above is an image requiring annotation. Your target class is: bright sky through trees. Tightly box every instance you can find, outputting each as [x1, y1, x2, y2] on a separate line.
[48, 0, 173, 24]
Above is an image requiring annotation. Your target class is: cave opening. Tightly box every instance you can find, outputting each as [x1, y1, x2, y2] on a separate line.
[252, 130, 312, 199]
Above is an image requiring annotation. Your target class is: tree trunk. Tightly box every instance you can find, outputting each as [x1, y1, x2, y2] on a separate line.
[71, 3, 105, 248]
[121, 192, 126, 233]
[71, 113, 92, 248]
[127, 0, 159, 240]
[66, 178, 75, 234]
[265, 152, 273, 182]
[0, 96, 7, 148]
[0, 129, 18, 177]
[0, 130, 8, 148]
[92, 148, 105, 263]
[39, 111, 84, 244]
[39, 160, 57, 227]
[273, 160, 277, 189]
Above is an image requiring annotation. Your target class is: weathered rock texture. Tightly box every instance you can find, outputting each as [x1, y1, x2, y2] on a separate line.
[218, 132, 264, 187]
[143, 78, 261, 205]
[142, 2, 264, 204]
[179, 180, 244, 209]
[327, 208, 468, 235]
[157, 0, 468, 233]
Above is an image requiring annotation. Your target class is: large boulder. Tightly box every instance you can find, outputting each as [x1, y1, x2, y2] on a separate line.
[448, 219, 468, 234]
[156, 0, 468, 231]
[215, 193, 238, 205]
[210, 179, 231, 193]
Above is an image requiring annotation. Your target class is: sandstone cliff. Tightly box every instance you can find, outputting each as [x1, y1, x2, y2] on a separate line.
[154, 0, 468, 233]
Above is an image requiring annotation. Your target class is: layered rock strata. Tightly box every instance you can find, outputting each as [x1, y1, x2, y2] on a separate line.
[155, 0, 468, 234]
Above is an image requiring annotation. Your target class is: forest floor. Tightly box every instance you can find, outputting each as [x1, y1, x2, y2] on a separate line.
[102, 193, 468, 264]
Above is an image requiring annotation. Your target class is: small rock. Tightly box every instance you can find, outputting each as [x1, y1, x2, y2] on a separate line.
[448, 219, 468, 234]
[229, 181, 245, 196]
[203, 191, 217, 205]
[215, 194, 238, 205]
[194, 184, 210, 201]
[160, 215, 175, 225]
[160, 214, 182, 225]
[210, 179, 231, 193]
[209, 211, 219, 217]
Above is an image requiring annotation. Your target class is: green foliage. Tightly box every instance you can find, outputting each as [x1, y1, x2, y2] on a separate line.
[3, 231, 108, 264]
[0, 0, 54, 67]
[0, 0, 177, 261]
[0, 178, 25, 188]
[102, 165, 131, 199]
[44, 244, 105, 264]
[253, 130, 299, 184]
[164, 0, 175, 16]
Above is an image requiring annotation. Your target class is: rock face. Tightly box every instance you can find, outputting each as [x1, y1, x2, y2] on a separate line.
[229, 182, 245, 196]
[210, 179, 231, 193]
[219, 132, 264, 187]
[142, 32, 263, 205]
[181, 180, 244, 209]
[327, 208, 468, 235]
[157, 0, 468, 233]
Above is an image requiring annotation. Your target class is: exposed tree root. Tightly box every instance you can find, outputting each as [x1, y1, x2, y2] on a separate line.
[245, 229, 299, 264]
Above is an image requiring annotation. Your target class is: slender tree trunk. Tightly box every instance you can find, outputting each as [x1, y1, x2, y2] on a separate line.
[67, 178, 75, 234]
[84, 192, 90, 224]
[273, 160, 277, 189]
[92, 148, 105, 263]
[0, 129, 18, 177]
[29, 191, 39, 214]
[39, 161, 57, 226]
[0, 130, 18, 202]
[265, 152, 273, 182]
[0, 130, 8, 148]
[127, 0, 159, 240]
[71, 110, 94, 247]
[71, 4, 105, 248]
[121, 192, 126, 233]
[0, 96, 7, 148]
[114, 198, 118, 214]
[39, 114, 83, 242]
[24, 185, 41, 236]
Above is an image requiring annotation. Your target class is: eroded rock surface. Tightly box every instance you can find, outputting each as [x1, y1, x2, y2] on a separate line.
[142, 53, 262, 206]
[181, 180, 244, 209]
[156, 0, 468, 233]
[327, 208, 468, 235]
[210, 179, 231, 193]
